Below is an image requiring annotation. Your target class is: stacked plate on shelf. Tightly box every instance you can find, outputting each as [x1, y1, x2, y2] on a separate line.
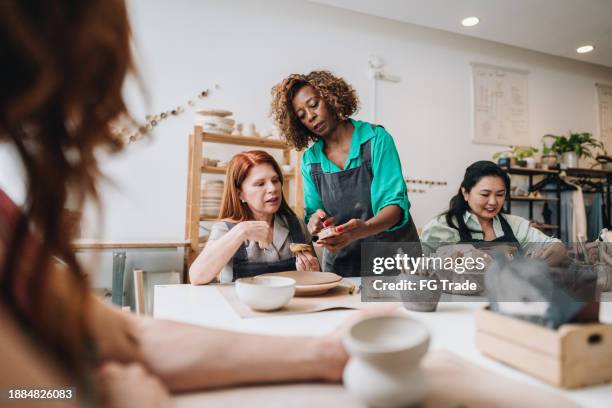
[195, 108, 235, 136]
[200, 179, 224, 218]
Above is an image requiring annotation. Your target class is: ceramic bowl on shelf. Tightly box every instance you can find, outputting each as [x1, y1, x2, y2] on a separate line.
[200, 116, 235, 127]
[196, 108, 233, 117]
[281, 164, 294, 173]
[242, 122, 256, 137]
[235, 276, 296, 311]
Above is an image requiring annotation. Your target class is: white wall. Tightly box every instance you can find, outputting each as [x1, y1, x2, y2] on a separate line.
[3, 0, 612, 242]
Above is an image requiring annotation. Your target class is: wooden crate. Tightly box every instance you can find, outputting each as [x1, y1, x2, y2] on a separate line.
[475, 307, 612, 388]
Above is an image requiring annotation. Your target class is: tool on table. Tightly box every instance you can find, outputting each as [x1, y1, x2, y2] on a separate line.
[577, 233, 590, 264]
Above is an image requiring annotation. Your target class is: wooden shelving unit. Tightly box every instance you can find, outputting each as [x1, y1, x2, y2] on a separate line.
[185, 125, 303, 268]
[506, 167, 560, 176]
[509, 196, 559, 202]
[502, 167, 562, 238]
[539, 224, 559, 230]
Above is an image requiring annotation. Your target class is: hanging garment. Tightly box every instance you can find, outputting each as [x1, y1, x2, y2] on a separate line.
[546, 190, 573, 242]
[585, 191, 604, 241]
[571, 186, 587, 242]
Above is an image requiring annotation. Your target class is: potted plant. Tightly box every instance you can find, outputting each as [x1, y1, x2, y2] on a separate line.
[542, 132, 604, 169]
[493, 146, 539, 168]
[540, 143, 558, 169]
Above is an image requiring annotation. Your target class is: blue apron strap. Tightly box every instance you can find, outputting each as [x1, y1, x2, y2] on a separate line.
[360, 139, 373, 172]
[227, 217, 302, 281]
[309, 162, 324, 198]
[224, 221, 248, 262]
[497, 214, 520, 243]
[284, 213, 306, 243]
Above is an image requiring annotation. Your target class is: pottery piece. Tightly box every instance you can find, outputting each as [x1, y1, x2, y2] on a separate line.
[242, 122, 256, 137]
[524, 157, 536, 168]
[540, 155, 558, 170]
[289, 243, 312, 254]
[400, 272, 442, 312]
[318, 226, 340, 239]
[561, 151, 578, 168]
[343, 315, 430, 407]
[235, 276, 295, 311]
[196, 108, 232, 117]
[260, 271, 342, 296]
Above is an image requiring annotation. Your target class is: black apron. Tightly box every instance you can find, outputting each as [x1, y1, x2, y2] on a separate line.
[457, 212, 519, 245]
[225, 213, 306, 281]
[310, 135, 420, 277]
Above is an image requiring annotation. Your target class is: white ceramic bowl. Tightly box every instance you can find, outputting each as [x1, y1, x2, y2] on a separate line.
[344, 315, 430, 359]
[343, 316, 430, 407]
[235, 276, 296, 311]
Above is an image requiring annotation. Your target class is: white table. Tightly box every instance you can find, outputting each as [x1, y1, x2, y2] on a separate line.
[155, 281, 612, 407]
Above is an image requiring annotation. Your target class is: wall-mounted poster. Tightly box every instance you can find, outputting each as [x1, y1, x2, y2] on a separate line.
[597, 83, 612, 153]
[472, 63, 530, 146]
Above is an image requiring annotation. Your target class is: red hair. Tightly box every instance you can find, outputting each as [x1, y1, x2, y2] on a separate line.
[219, 151, 295, 222]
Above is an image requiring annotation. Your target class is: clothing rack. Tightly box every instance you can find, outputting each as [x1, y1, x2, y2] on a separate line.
[501, 166, 612, 239]
[565, 168, 612, 229]
[503, 167, 563, 236]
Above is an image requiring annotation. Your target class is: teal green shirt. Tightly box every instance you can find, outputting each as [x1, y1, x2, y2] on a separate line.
[301, 119, 410, 231]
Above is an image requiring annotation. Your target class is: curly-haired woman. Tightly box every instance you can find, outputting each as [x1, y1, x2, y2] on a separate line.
[271, 71, 419, 277]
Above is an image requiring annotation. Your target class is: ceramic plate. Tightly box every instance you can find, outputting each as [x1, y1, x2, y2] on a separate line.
[196, 108, 233, 117]
[260, 271, 342, 296]
[199, 127, 231, 136]
[201, 116, 235, 127]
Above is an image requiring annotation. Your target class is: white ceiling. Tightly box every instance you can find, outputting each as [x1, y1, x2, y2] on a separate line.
[310, 0, 612, 68]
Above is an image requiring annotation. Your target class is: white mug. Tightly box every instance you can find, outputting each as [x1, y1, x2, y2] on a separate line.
[242, 122, 256, 137]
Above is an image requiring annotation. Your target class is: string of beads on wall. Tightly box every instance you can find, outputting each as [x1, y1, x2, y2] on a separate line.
[405, 178, 448, 194]
[111, 85, 220, 145]
[405, 178, 448, 186]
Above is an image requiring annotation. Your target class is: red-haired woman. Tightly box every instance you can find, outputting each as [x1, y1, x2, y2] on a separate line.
[190, 151, 319, 284]
[0, 2, 363, 406]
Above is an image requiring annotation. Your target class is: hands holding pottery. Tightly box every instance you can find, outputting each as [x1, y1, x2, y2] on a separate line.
[295, 251, 320, 271]
[525, 242, 568, 266]
[307, 209, 336, 236]
[308, 209, 368, 253]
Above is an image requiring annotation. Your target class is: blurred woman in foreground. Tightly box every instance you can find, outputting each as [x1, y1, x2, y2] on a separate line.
[0, 1, 350, 406]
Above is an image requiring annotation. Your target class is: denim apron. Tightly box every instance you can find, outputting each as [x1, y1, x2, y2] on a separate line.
[457, 213, 519, 245]
[225, 213, 306, 281]
[310, 137, 419, 277]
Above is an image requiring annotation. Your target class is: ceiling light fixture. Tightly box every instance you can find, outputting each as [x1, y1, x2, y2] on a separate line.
[576, 45, 595, 54]
[462, 16, 480, 27]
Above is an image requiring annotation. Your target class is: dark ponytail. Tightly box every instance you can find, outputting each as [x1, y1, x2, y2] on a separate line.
[444, 161, 510, 232]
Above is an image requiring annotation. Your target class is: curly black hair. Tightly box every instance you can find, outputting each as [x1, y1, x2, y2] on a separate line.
[270, 70, 359, 150]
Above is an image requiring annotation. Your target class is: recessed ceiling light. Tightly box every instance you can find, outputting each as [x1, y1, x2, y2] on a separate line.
[462, 17, 480, 27]
[576, 45, 595, 54]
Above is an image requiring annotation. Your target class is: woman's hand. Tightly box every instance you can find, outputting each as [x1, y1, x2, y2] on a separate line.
[318, 305, 405, 381]
[307, 209, 335, 236]
[97, 362, 173, 408]
[238, 221, 273, 248]
[527, 242, 568, 266]
[317, 218, 368, 253]
[295, 251, 320, 271]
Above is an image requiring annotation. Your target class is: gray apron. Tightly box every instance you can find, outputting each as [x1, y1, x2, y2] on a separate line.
[310, 136, 420, 277]
[225, 213, 306, 281]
